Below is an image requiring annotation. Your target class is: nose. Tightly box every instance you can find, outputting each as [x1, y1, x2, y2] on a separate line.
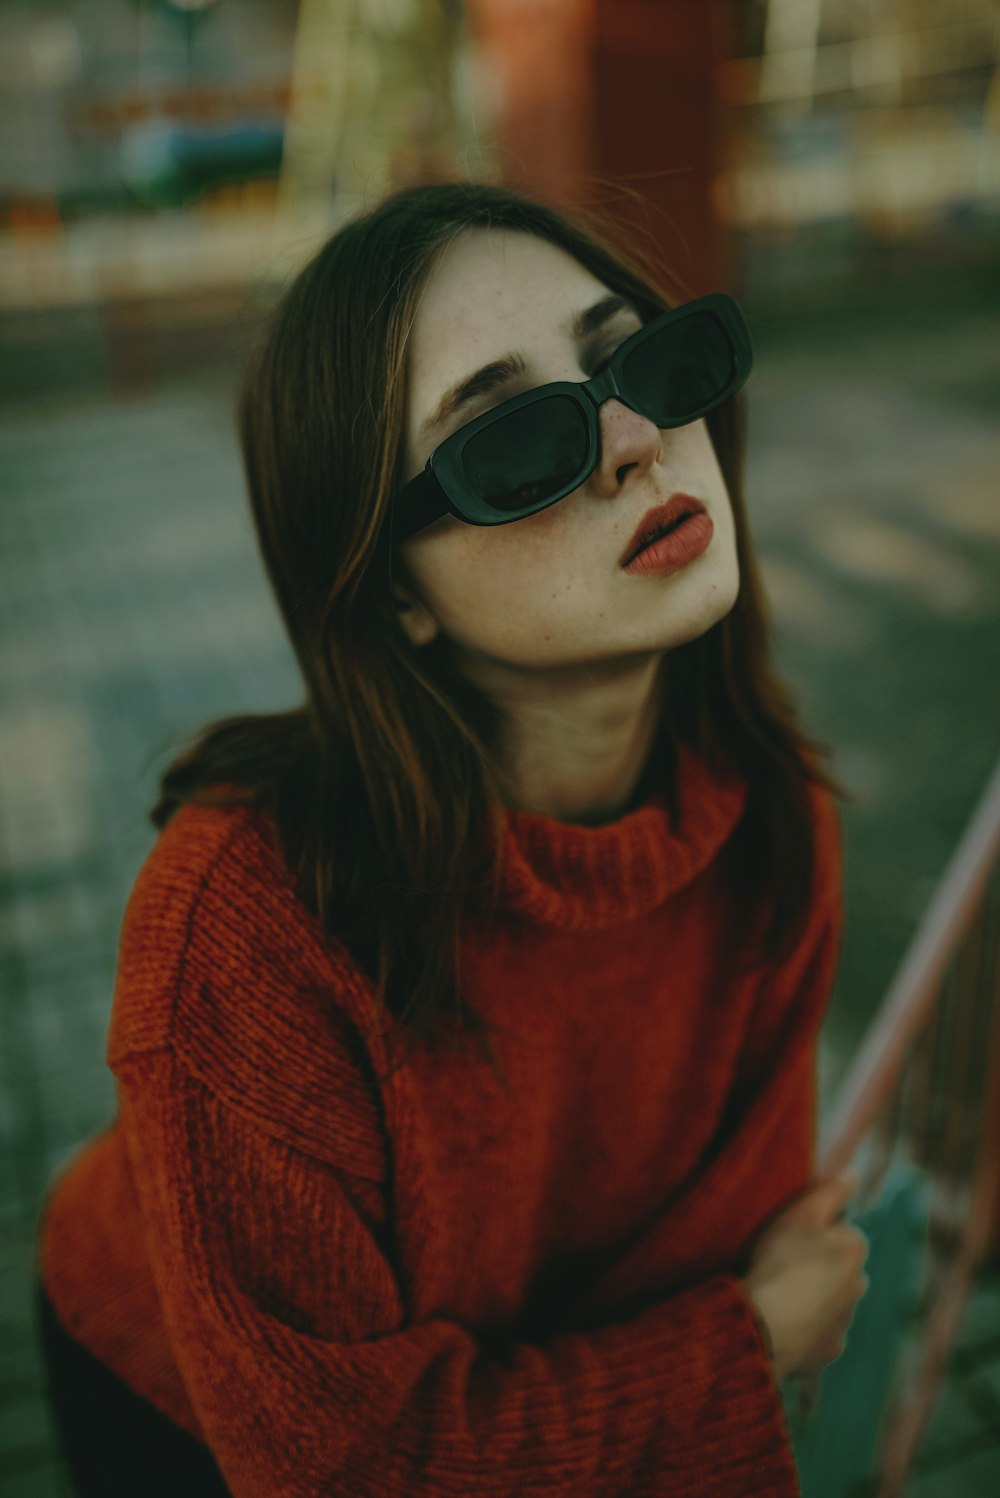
[589, 397, 661, 496]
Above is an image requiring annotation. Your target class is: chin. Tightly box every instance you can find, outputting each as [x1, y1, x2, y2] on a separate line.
[673, 568, 740, 643]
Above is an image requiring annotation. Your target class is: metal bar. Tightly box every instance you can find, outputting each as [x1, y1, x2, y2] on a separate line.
[820, 756, 1000, 1177]
[876, 1244, 981, 1497]
[964, 898, 1000, 1267]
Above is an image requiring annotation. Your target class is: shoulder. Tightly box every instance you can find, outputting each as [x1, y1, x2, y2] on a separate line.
[107, 798, 256, 1055]
[107, 797, 385, 1176]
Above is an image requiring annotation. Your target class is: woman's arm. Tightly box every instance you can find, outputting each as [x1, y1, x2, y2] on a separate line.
[117, 1047, 800, 1498]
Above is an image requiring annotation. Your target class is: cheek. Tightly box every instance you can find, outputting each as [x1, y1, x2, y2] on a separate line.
[427, 538, 539, 622]
[418, 530, 577, 649]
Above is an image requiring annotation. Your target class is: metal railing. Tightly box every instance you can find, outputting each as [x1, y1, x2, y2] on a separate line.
[816, 754, 1000, 1495]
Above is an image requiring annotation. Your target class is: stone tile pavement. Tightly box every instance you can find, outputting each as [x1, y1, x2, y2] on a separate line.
[1, 266, 999, 1493]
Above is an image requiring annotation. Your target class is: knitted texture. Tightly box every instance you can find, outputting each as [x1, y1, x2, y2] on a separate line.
[37, 743, 844, 1496]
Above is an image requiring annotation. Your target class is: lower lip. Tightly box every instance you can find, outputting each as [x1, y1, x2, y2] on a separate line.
[622, 512, 714, 576]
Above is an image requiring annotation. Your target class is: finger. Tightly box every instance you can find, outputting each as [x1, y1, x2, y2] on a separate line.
[795, 1170, 857, 1225]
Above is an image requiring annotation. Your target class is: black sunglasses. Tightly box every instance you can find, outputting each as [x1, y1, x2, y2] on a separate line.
[391, 291, 753, 544]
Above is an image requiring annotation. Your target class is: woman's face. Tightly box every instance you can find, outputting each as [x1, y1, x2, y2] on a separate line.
[393, 227, 740, 698]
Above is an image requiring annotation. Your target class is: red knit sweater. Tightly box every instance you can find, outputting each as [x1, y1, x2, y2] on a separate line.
[37, 741, 844, 1496]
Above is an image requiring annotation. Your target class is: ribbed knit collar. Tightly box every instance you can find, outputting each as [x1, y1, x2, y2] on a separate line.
[497, 740, 747, 930]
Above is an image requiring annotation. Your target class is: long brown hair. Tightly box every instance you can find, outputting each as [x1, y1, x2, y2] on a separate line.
[151, 181, 853, 1084]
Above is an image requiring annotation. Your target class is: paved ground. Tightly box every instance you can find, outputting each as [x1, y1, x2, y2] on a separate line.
[0, 256, 998, 1493]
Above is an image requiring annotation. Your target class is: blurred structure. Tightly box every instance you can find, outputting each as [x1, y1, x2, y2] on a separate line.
[718, 0, 1000, 299]
[1, 0, 298, 312]
[1, 0, 997, 326]
[278, 0, 495, 221]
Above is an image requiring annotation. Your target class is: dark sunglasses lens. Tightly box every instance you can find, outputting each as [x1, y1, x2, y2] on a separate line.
[463, 394, 590, 513]
[621, 311, 734, 423]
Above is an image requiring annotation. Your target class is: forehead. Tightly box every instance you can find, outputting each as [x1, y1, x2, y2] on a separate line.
[409, 227, 612, 367]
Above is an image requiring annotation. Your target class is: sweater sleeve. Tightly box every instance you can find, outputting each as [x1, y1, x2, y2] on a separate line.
[554, 783, 846, 1336]
[116, 1048, 800, 1498]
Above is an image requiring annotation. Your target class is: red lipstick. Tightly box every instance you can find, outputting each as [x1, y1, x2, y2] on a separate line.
[619, 493, 709, 568]
[622, 512, 714, 576]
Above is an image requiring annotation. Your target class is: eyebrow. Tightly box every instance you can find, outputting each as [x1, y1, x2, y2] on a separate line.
[417, 293, 637, 446]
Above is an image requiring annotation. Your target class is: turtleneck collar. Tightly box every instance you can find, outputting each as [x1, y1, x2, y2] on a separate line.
[496, 740, 747, 930]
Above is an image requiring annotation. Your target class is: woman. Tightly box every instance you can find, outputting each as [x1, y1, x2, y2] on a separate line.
[35, 181, 868, 1496]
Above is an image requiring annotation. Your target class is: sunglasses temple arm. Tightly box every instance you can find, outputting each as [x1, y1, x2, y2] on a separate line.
[392, 466, 452, 543]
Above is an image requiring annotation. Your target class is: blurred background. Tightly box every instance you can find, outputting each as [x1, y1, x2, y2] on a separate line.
[1, 1, 999, 1494]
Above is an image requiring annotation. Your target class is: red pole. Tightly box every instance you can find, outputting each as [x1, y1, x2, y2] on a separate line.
[465, 0, 596, 209]
[466, 0, 737, 298]
[589, 0, 736, 298]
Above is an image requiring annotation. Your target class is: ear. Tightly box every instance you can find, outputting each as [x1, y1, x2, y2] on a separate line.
[393, 587, 440, 648]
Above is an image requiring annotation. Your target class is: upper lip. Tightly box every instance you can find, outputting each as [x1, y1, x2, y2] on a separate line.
[620, 494, 708, 566]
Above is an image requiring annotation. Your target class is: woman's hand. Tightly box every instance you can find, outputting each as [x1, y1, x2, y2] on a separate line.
[741, 1172, 869, 1382]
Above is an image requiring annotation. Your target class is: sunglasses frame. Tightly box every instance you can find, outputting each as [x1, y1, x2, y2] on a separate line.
[391, 290, 753, 544]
